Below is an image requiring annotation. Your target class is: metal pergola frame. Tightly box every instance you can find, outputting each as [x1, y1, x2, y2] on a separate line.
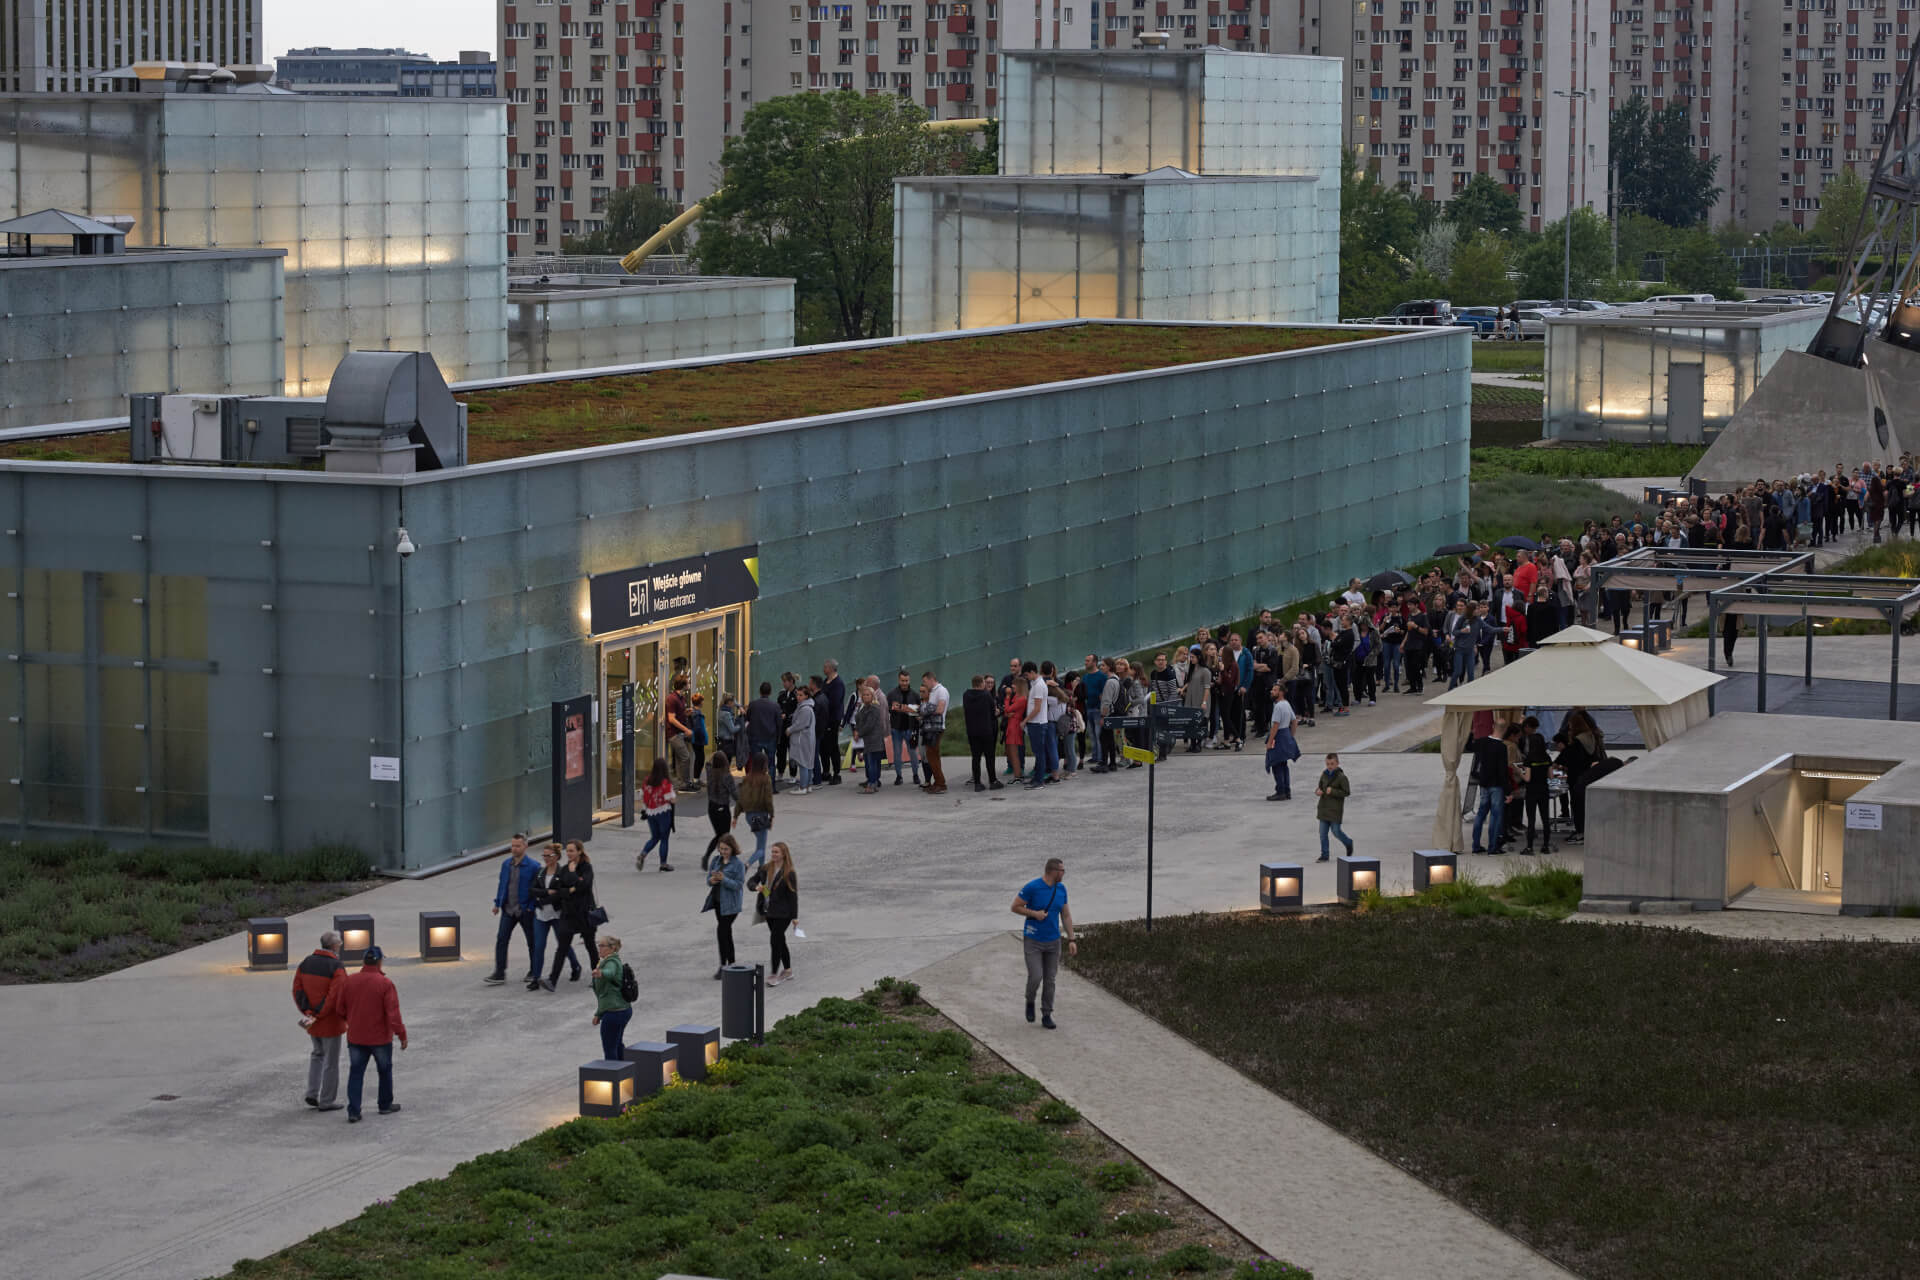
[1704, 568, 1920, 720]
[1590, 547, 1816, 601]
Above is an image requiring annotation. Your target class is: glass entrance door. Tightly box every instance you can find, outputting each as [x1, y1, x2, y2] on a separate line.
[603, 637, 660, 806]
[601, 612, 737, 807]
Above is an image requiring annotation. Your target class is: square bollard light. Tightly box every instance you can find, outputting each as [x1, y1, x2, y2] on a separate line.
[1642, 618, 1672, 653]
[1413, 850, 1458, 892]
[578, 1059, 637, 1118]
[1335, 855, 1381, 905]
[333, 913, 375, 963]
[1617, 627, 1645, 651]
[1259, 861, 1304, 913]
[247, 917, 289, 970]
[666, 1024, 721, 1082]
[418, 910, 461, 962]
[623, 1041, 680, 1098]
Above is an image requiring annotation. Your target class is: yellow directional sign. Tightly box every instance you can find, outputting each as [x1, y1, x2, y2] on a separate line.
[1121, 744, 1156, 765]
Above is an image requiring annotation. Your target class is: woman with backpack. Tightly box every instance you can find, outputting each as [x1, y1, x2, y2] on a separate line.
[746, 841, 800, 986]
[733, 753, 774, 866]
[635, 758, 676, 872]
[589, 934, 632, 1060]
[703, 834, 747, 978]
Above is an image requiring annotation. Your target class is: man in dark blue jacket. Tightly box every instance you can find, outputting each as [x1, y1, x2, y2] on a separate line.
[485, 834, 540, 987]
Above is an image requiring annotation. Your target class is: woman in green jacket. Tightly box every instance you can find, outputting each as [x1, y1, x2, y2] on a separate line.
[590, 934, 631, 1060]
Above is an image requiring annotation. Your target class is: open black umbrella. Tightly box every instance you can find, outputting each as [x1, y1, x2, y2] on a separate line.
[1364, 569, 1414, 594]
[1495, 535, 1542, 552]
[1432, 542, 1480, 557]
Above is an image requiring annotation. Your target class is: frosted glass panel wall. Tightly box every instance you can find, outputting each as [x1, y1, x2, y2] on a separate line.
[0, 250, 284, 428]
[503, 278, 796, 376]
[0, 94, 509, 397]
[1545, 307, 1824, 442]
[895, 174, 1318, 334]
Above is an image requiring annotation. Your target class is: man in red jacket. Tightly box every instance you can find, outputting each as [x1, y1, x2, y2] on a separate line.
[291, 931, 348, 1112]
[335, 946, 408, 1123]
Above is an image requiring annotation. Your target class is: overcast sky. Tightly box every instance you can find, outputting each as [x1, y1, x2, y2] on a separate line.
[265, 0, 496, 62]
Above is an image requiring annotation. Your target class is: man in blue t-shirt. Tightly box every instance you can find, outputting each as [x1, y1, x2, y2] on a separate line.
[1011, 857, 1077, 1029]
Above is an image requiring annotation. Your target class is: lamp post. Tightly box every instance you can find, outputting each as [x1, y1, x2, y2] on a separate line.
[1553, 88, 1589, 302]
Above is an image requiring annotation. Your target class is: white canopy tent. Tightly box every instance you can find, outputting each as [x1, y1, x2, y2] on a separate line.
[1421, 626, 1724, 852]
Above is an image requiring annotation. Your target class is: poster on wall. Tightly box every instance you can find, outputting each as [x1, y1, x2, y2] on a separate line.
[551, 694, 595, 844]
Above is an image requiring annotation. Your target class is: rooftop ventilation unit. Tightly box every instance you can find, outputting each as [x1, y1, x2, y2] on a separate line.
[128, 350, 466, 471]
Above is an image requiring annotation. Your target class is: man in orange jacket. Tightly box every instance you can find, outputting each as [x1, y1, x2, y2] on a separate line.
[335, 946, 408, 1123]
[291, 931, 348, 1112]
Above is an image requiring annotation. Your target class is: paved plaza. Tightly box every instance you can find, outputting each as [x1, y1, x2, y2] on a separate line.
[6, 610, 1920, 1280]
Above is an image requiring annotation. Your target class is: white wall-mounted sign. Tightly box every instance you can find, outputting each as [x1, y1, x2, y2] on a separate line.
[1844, 802, 1882, 831]
[370, 756, 401, 783]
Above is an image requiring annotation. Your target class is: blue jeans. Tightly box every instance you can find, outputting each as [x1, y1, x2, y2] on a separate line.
[1382, 641, 1403, 689]
[533, 916, 577, 981]
[742, 813, 770, 862]
[1449, 643, 1474, 688]
[598, 1007, 631, 1061]
[889, 729, 919, 780]
[643, 811, 672, 863]
[1086, 708, 1104, 764]
[346, 1041, 394, 1117]
[494, 909, 535, 979]
[1027, 721, 1058, 781]
[1318, 819, 1353, 860]
[1474, 786, 1506, 851]
[796, 762, 814, 789]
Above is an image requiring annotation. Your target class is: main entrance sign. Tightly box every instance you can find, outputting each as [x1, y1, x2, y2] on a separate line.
[588, 546, 760, 636]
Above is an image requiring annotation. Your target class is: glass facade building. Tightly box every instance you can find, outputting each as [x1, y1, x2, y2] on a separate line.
[1545, 304, 1826, 444]
[0, 91, 508, 396]
[894, 172, 1320, 334]
[0, 322, 1466, 867]
[0, 248, 284, 428]
[503, 275, 796, 377]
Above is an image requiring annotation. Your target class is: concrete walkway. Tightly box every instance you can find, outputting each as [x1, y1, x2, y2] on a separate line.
[0, 688, 1522, 1280]
[913, 936, 1573, 1280]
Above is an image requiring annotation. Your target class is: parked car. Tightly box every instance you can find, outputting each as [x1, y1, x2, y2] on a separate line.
[1351, 299, 1458, 326]
[1551, 299, 1613, 312]
[1513, 308, 1559, 339]
[1645, 293, 1717, 304]
[1452, 305, 1502, 334]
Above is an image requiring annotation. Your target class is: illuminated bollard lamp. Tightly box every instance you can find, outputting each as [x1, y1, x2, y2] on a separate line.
[666, 1024, 722, 1082]
[622, 1041, 680, 1099]
[332, 913, 375, 963]
[1259, 861, 1304, 913]
[1412, 850, 1458, 893]
[418, 910, 461, 962]
[1335, 855, 1381, 905]
[247, 917, 289, 970]
[578, 1059, 637, 1118]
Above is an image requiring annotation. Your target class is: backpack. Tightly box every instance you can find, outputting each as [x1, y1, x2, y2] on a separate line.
[618, 959, 639, 1003]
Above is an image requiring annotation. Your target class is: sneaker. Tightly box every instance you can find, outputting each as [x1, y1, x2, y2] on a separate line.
[827, 777, 842, 786]
[305, 1096, 319, 1108]
[482, 972, 506, 986]
[569, 967, 582, 982]
[348, 1114, 361, 1123]
[989, 780, 1004, 790]
[634, 854, 649, 872]
[1316, 854, 1329, 862]
[972, 781, 986, 792]
[713, 967, 725, 980]
[893, 774, 903, 786]
[525, 979, 541, 991]
[378, 1104, 403, 1115]
[1041, 1015, 1058, 1030]
[1025, 998, 1036, 1023]
[541, 978, 557, 992]
[660, 863, 674, 872]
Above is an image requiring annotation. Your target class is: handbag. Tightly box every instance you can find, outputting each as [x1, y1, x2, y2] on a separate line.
[747, 811, 772, 833]
[588, 902, 610, 927]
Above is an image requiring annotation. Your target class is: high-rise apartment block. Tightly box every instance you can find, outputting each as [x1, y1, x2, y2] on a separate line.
[0, 0, 260, 91]
[500, 1, 1094, 258]
[1605, 1, 1743, 228]
[1096, 0, 1282, 50]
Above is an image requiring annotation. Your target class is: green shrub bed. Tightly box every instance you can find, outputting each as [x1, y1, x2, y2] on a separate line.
[222, 992, 1304, 1280]
[0, 840, 374, 982]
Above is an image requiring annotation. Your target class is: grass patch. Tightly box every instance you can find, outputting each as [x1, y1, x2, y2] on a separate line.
[0, 840, 375, 983]
[1354, 864, 1583, 922]
[1076, 911, 1920, 1280]
[1824, 542, 1920, 579]
[1469, 473, 1657, 545]
[1469, 384, 1544, 420]
[1471, 443, 1707, 481]
[1471, 344, 1545, 374]
[220, 991, 1290, 1280]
